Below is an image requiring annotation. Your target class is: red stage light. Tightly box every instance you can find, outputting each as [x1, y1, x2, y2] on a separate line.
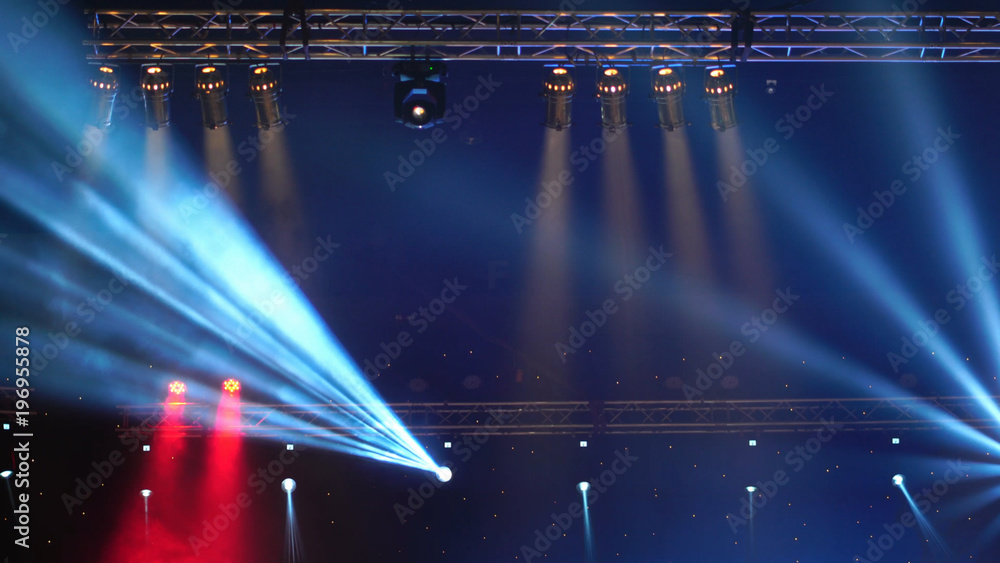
[223, 378, 241, 394]
[168, 380, 186, 395]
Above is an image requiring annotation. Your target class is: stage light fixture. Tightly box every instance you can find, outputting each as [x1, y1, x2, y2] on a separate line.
[748, 439, 757, 447]
[746, 485, 757, 493]
[222, 378, 241, 394]
[140, 489, 152, 497]
[651, 65, 686, 130]
[596, 67, 628, 131]
[704, 66, 738, 131]
[444, 441, 452, 449]
[578, 481, 590, 493]
[195, 64, 229, 129]
[892, 437, 900, 445]
[168, 380, 186, 395]
[248, 64, 284, 130]
[286, 444, 294, 451]
[542, 66, 574, 130]
[89, 65, 119, 129]
[140, 64, 173, 130]
[580, 440, 588, 448]
[393, 60, 447, 129]
[2, 423, 9, 430]
[282, 478, 297, 493]
[892, 474, 904, 487]
[142, 445, 151, 452]
[0, 470, 11, 478]
[435, 466, 453, 483]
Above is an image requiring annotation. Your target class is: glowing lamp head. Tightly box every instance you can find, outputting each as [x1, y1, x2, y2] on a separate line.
[0, 470, 11, 479]
[577, 481, 590, 493]
[222, 378, 241, 394]
[746, 485, 757, 493]
[147, 66, 162, 75]
[552, 67, 568, 75]
[658, 68, 674, 76]
[282, 478, 297, 493]
[892, 474, 904, 487]
[604, 68, 619, 77]
[141, 489, 152, 497]
[435, 466, 453, 483]
[168, 380, 186, 395]
[710, 69, 724, 78]
[412, 105, 427, 119]
[201, 66, 217, 74]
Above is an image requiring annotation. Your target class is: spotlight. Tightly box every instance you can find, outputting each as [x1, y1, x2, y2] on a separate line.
[393, 60, 447, 129]
[596, 67, 628, 131]
[748, 439, 757, 447]
[286, 444, 294, 451]
[3, 423, 9, 430]
[444, 441, 452, 449]
[222, 378, 241, 395]
[892, 474, 904, 487]
[168, 380, 186, 396]
[248, 64, 284, 130]
[140, 489, 152, 497]
[577, 481, 590, 493]
[140, 64, 173, 130]
[195, 64, 229, 129]
[746, 485, 757, 493]
[651, 65, 686, 130]
[142, 445, 151, 452]
[579, 440, 588, 448]
[766, 79, 777, 95]
[704, 65, 738, 131]
[0, 470, 11, 478]
[89, 65, 119, 129]
[282, 478, 297, 493]
[542, 66, 574, 130]
[892, 437, 900, 445]
[435, 466, 453, 483]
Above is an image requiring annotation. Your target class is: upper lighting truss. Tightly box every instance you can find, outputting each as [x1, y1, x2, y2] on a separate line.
[116, 396, 1000, 437]
[84, 11, 1000, 62]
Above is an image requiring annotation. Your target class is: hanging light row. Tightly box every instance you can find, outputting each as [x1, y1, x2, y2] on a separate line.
[90, 63, 285, 131]
[541, 64, 739, 132]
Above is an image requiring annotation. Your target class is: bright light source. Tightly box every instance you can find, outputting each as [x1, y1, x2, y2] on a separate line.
[196, 64, 229, 129]
[746, 485, 757, 493]
[2, 423, 9, 430]
[141, 489, 152, 497]
[168, 380, 186, 395]
[286, 444, 294, 451]
[579, 440, 588, 448]
[282, 478, 297, 493]
[142, 445, 151, 452]
[435, 466, 453, 483]
[578, 481, 590, 493]
[542, 66, 574, 130]
[412, 106, 426, 119]
[748, 439, 757, 447]
[0, 470, 11, 479]
[249, 64, 284, 130]
[892, 437, 900, 445]
[597, 66, 628, 131]
[443, 441, 452, 449]
[140, 64, 172, 129]
[223, 378, 241, 394]
[892, 474, 904, 487]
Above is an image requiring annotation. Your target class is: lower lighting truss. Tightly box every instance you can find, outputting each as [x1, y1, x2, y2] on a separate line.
[116, 396, 1000, 437]
[85, 11, 1000, 62]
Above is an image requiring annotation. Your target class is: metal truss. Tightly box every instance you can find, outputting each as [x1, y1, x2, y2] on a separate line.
[85, 10, 1000, 63]
[117, 396, 1000, 437]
